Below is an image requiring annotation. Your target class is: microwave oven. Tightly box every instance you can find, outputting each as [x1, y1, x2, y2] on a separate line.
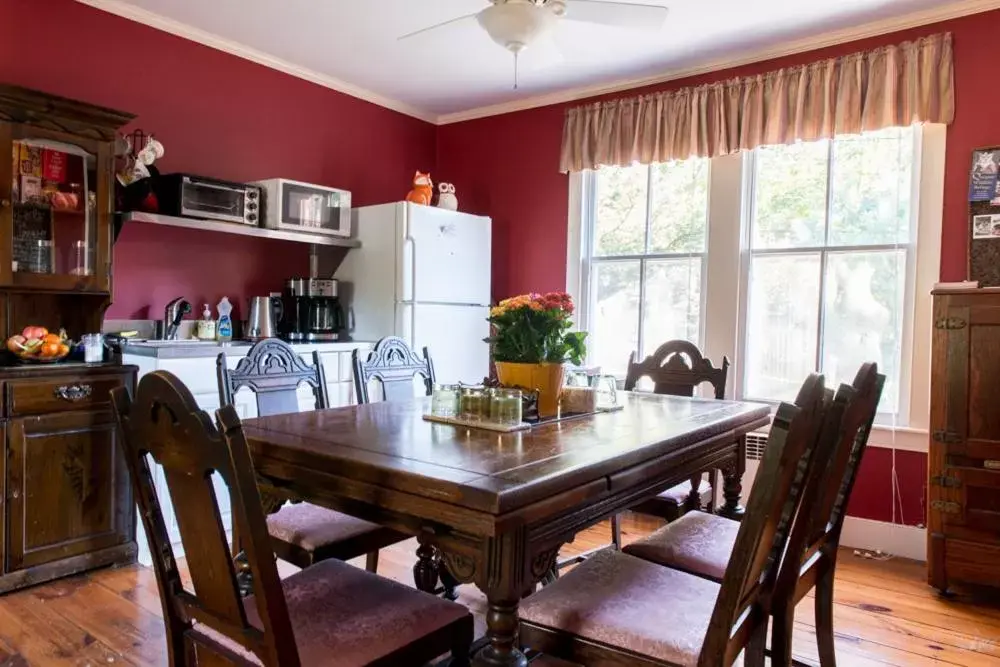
[156, 174, 261, 226]
[251, 179, 352, 238]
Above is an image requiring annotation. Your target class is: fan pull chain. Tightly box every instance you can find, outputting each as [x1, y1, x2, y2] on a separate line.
[513, 50, 519, 90]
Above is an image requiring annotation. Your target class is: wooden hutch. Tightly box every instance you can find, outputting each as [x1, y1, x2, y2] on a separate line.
[0, 84, 136, 593]
[929, 287, 1000, 593]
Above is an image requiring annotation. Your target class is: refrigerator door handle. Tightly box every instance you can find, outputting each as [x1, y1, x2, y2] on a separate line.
[406, 235, 417, 343]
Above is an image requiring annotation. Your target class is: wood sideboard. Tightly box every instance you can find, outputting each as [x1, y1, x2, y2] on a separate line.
[0, 363, 137, 594]
[928, 287, 1000, 592]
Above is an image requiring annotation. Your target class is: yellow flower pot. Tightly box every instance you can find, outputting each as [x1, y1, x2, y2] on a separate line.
[495, 361, 565, 419]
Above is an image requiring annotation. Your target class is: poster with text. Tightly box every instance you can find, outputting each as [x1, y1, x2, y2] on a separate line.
[970, 149, 1000, 202]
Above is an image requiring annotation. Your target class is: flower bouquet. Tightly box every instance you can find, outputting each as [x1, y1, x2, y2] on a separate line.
[487, 292, 587, 417]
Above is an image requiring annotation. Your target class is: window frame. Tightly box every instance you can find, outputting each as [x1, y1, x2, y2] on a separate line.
[737, 127, 921, 421]
[569, 124, 945, 433]
[576, 166, 710, 372]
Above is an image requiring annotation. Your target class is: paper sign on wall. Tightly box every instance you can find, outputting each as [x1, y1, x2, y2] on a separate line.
[970, 149, 1000, 203]
[972, 214, 1000, 239]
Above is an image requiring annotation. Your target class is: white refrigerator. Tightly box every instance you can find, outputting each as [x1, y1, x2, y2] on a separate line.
[336, 202, 492, 385]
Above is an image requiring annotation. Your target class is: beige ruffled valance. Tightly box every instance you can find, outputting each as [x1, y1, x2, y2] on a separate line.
[559, 32, 954, 173]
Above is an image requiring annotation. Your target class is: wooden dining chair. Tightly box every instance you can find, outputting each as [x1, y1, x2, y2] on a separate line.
[218, 338, 407, 575]
[613, 340, 731, 542]
[352, 335, 435, 404]
[624, 363, 884, 667]
[519, 373, 832, 667]
[111, 371, 474, 667]
[352, 336, 461, 599]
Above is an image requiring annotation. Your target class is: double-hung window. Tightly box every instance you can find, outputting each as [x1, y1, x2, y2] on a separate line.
[580, 159, 710, 376]
[574, 125, 931, 423]
[743, 127, 916, 416]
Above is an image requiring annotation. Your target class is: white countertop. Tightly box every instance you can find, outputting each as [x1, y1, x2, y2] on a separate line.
[121, 339, 371, 359]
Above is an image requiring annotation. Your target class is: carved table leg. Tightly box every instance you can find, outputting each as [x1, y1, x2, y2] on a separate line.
[413, 535, 440, 594]
[475, 599, 528, 667]
[686, 473, 703, 513]
[717, 438, 746, 520]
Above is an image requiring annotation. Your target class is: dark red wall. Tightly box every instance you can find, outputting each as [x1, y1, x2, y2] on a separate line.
[0, 0, 436, 319]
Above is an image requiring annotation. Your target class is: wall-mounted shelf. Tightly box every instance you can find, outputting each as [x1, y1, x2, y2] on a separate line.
[117, 211, 361, 248]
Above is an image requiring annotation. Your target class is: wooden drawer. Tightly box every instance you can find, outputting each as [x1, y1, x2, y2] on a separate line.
[6, 375, 126, 416]
[943, 538, 1000, 588]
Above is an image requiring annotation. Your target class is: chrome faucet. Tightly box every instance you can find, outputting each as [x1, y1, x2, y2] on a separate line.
[162, 297, 192, 340]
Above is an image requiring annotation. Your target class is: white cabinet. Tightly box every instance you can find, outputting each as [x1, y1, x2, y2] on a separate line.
[124, 343, 369, 566]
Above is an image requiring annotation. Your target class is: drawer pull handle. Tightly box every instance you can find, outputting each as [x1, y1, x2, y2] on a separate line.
[54, 384, 92, 402]
[985, 460, 1000, 470]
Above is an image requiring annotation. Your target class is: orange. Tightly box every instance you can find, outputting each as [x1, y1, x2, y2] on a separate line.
[57, 343, 69, 356]
[42, 333, 61, 345]
[40, 341, 61, 357]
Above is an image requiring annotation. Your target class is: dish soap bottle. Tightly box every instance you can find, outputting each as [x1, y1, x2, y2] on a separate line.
[216, 297, 233, 342]
[196, 304, 216, 341]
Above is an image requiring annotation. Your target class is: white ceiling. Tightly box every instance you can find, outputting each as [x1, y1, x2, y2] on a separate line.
[82, 0, 989, 123]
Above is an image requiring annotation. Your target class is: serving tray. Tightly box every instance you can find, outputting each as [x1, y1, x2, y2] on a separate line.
[422, 403, 623, 433]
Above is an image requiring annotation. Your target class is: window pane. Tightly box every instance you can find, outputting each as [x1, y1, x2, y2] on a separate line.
[821, 250, 905, 414]
[590, 261, 641, 376]
[643, 258, 701, 353]
[745, 254, 821, 401]
[829, 128, 913, 246]
[752, 141, 828, 249]
[594, 165, 648, 256]
[649, 159, 708, 253]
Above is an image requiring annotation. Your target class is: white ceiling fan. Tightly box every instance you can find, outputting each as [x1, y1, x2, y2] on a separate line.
[399, 0, 670, 86]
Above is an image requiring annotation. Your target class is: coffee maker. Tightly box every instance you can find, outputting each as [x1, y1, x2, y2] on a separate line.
[281, 278, 344, 341]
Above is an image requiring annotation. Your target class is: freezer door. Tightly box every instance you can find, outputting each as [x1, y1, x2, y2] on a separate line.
[404, 205, 491, 305]
[398, 303, 490, 385]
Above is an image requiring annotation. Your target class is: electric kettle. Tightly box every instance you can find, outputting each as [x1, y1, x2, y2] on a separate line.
[246, 295, 283, 340]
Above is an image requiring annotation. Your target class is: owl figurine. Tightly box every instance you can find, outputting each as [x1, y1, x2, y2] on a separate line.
[437, 182, 458, 211]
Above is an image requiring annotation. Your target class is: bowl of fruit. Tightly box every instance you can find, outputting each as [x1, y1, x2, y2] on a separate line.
[6, 327, 71, 363]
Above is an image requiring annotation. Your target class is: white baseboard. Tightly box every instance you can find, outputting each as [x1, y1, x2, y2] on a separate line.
[839, 516, 926, 562]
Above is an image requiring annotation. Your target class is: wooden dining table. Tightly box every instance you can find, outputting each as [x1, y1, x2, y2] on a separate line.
[242, 391, 770, 667]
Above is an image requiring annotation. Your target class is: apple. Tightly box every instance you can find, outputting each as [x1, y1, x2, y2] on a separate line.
[22, 326, 48, 340]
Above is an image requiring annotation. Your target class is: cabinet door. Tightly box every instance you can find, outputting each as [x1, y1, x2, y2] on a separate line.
[0, 421, 5, 575]
[6, 410, 132, 571]
[6, 123, 112, 292]
[930, 298, 1000, 542]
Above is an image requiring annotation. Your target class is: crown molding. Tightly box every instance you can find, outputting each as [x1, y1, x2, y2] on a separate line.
[437, 0, 1000, 125]
[75, 0, 1000, 127]
[75, 0, 438, 124]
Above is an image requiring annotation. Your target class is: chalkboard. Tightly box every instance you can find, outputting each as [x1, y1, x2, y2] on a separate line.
[13, 204, 53, 273]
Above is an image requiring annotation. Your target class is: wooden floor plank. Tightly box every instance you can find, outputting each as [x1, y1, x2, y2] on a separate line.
[0, 586, 134, 667]
[0, 515, 998, 666]
[35, 578, 169, 667]
[794, 593, 1000, 664]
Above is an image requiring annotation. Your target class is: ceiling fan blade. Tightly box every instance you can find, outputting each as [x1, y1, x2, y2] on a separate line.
[398, 12, 479, 41]
[563, 0, 668, 30]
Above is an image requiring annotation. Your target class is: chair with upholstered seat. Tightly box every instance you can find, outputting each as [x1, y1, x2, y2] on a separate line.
[624, 363, 883, 667]
[519, 373, 833, 667]
[608, 340, 729, 547]
[218, 338, 407, 574]
[353, 336, 462, 600]
[111, 371, 473, 667]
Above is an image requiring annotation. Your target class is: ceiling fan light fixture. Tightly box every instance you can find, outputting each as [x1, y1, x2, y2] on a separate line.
[477, 1, 557, 53]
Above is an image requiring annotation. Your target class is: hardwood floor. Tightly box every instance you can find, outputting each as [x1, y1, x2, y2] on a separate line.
[0, 513, 998, 666]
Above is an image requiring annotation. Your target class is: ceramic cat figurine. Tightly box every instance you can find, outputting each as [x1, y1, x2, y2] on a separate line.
[406, 171, 434, 206]
[437, 182, 458, 211]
